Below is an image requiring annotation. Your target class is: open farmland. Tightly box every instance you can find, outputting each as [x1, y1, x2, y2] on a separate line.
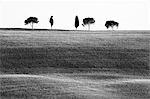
[0, 30, 150, 99]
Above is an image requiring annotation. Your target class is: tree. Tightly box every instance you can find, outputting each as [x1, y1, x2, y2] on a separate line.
[49, 16, 54, 29]
[24, 17, 39, 29]
[75, 16, 79, 29]
[105, 20, 119, 30]
[82, 17, 95, 30]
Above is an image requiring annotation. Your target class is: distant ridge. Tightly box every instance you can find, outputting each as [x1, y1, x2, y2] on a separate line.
[0, 28, 71, 31]
[0, 28, 149, 33]
[0, 28, 107, 32]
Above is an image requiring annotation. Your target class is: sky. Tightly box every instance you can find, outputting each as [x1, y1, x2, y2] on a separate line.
[0, 0, 150, 30]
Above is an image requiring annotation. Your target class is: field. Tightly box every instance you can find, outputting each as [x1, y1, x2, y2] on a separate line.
[0, 29, 150, 99]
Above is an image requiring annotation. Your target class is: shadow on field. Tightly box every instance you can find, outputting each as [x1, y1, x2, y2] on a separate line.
[105, 80, 150, 99]
[1, 47, 149, 75]
[0, 74, 150, 99]
[0, 75, 87, 99]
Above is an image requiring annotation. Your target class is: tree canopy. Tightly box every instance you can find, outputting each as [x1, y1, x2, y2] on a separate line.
[105, 20, 119, 30]
[49, 16, 54, 29]
[24, 17, 39, 29]
[82, 17, 95, 30]
[75, 16, 79, 29]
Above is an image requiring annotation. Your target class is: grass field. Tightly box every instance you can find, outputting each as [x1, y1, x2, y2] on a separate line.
[0, 29, 150, 99]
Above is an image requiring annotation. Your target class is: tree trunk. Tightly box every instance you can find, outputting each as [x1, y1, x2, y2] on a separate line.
[88, 24, 90, 30]
[111, 26, 114, 31]
[116, 26, 118, 29]
[31, 22, 33, 30]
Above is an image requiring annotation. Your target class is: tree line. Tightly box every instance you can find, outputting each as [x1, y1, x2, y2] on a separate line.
[25, 16, 119, 30]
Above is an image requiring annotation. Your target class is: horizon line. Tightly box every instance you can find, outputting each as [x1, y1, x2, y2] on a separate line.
[0, 28, 150, 31]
